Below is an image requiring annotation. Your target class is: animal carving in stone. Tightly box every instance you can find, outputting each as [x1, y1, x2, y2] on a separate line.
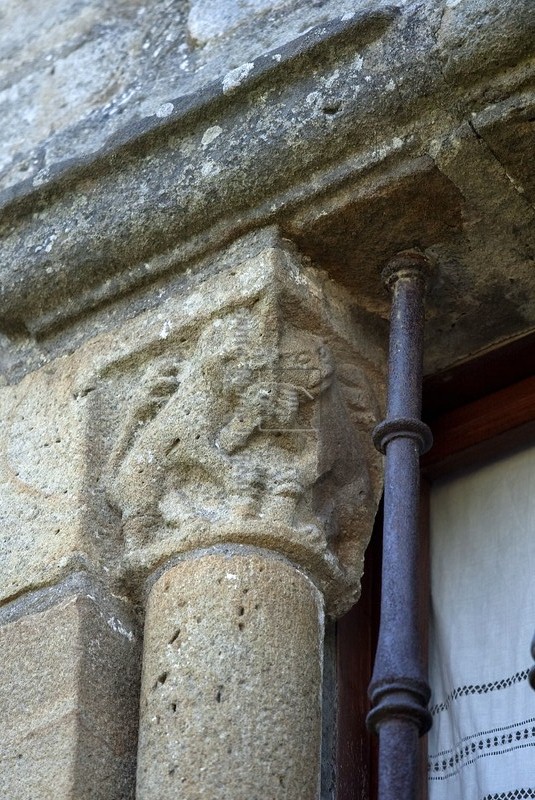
[103, 308, 372, 555]
[104, 311, 334, 545]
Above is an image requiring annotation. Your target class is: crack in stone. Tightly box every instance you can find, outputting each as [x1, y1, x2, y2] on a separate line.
[467, 118, 535, 213]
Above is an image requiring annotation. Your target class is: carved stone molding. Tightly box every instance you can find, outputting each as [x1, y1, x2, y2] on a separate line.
[0, 0, 533, 375]
[90, 229, 385, 615]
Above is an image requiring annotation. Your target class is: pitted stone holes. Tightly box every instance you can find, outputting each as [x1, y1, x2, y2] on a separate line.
[168, 628, 181, 645]
[322, 103, 341, 115]
[154, 671, 168, 689]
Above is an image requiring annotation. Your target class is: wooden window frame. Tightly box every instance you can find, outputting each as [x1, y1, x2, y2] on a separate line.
[335, 331, 535, 800]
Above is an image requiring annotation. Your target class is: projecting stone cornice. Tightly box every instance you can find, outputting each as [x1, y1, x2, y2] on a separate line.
[0, 0, 533, 346]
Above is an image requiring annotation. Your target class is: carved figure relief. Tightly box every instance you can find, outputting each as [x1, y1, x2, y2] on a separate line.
[103, 302, 379, 566]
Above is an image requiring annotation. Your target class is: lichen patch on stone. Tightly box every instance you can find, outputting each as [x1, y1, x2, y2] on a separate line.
[155, 102, 174, 118]
[223, 62, 254, 94]
[201, 125, 223, 147]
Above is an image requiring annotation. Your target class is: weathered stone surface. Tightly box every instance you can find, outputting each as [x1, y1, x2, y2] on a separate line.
[0, 2, 532, 799]
[137, 550, 323, 800]
[187, 0, 293, 45]
[1, 0, 532, 202]
[0, 350, 129, 603]
[0, 0, 384, 196]
[86, 232, 384, 614]
[0, 231, 384, 615]
[0, 582, 141, 799]
[0, 0, 532, 379]
[0, 356, 94, 602]
[423, 118, 535, 372]
[285, 158, 464, 319]
[435, 0, 535, 81]
[469, 96, 535, 207]
[0, 0, 149, 179]
[285, 128, 535, 373]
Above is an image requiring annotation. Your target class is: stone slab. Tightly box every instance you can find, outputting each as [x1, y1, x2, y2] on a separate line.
[0, 586, 141, 799]
[0, 0, 532, 356]
[0, 353, 118, 602]
[0, 0, 389, 196]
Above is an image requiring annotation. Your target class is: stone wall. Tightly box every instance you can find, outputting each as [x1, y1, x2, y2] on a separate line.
[0, 0, 533, 797]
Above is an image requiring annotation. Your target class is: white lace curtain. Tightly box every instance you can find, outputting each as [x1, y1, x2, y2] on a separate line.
[428, 444, 535, 800]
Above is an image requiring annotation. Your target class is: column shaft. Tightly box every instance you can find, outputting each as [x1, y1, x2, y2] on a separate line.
[136, 549, 324, 800]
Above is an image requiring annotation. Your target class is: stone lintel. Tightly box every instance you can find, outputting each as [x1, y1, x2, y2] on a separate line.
[0, 0, 532, 342]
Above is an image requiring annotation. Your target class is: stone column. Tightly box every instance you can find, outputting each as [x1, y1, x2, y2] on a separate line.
[99, 230, 385, 799]
[137, 550, 323, 799]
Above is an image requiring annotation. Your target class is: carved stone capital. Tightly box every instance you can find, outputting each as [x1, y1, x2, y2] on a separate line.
[97, 230, 385, 615]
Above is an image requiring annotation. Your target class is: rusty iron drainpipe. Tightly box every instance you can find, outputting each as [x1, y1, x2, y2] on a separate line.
[367, 250, 433, 800]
